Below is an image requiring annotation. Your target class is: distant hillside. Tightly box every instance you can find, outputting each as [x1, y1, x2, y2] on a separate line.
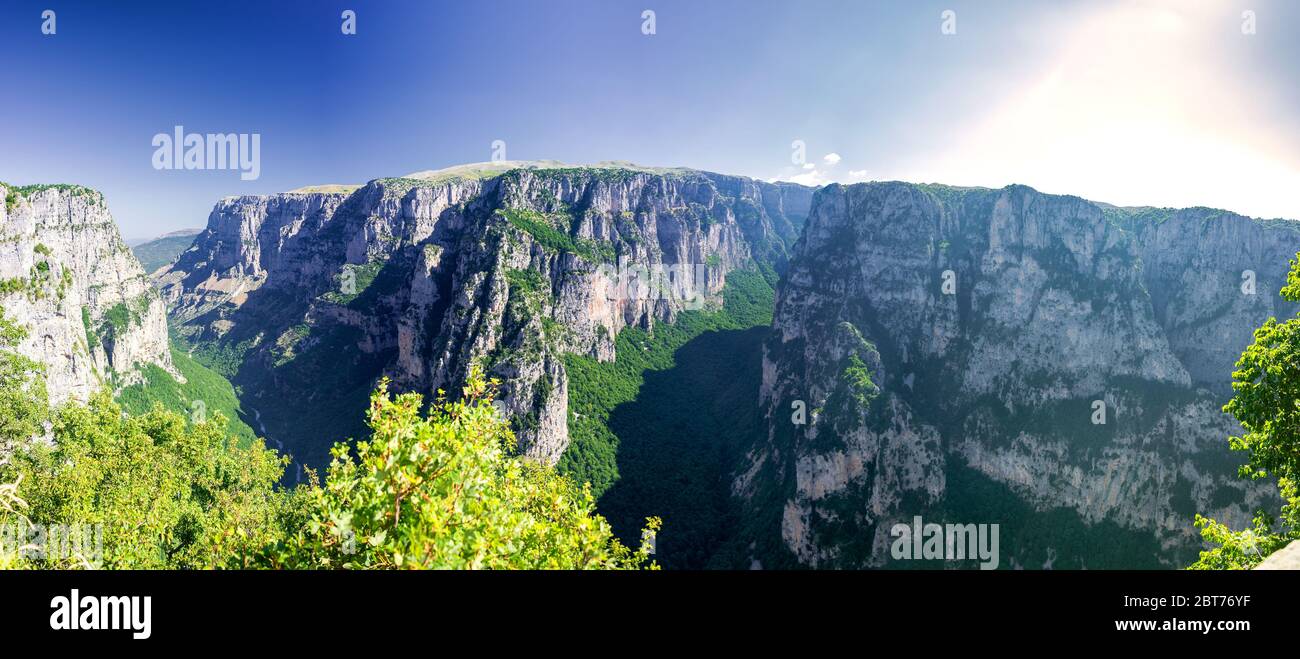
[131, 229, 201, 273]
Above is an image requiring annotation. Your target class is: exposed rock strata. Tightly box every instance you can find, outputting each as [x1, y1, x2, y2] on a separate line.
[0, 183, 175, 407]
[741, 183, 1294, 568]
[157, 165, 810, 466]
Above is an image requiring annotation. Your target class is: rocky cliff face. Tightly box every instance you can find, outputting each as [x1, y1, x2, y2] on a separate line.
[157, 164, 809, 468]
[0, 183, 176, 407]
[1115, 207, 1300, 396]
[739, 182, 1293, 568]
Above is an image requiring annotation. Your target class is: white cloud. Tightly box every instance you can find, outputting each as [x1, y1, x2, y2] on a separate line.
[770, 165, 871, 187]
[822, 153, 842, 165]
[784, 170, 828, 186]
[802, 162, 815, 170]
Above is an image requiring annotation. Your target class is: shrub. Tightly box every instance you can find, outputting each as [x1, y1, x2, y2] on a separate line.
[247, 366, 658, 569]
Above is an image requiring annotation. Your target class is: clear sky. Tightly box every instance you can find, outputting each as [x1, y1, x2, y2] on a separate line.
[2, 0, 1299, 238]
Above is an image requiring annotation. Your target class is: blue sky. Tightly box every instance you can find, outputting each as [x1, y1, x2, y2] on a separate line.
[2, 0, 1299, 238]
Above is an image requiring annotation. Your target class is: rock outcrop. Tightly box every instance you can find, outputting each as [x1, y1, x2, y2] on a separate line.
[739, 182, 1295, 568]
[157, 163, 810, 468]
[1114, 206, 1300, 396]
[0, 183, 176, 407]
[1255, 540, 1300, 570]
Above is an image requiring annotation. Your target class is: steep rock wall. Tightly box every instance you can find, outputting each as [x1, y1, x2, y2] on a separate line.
[157, 166, 810, 467]
[1, 183, 175, 407]
[740, 183, 1291, 568]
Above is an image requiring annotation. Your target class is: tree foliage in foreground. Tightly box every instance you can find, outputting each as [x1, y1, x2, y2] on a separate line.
[0, 303, 655, 570]
[0, 311, 46, 447]
[2, 305, 287, 568]
[1, 311, 49, 569]
[245, 368, 657, 569]
[16, 394, 286, 568]
[1190, 256, 1300, 569]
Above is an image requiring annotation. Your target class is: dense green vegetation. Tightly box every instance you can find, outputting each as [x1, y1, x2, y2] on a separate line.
[498, 207, 616, 263]
[80, 307, 98, 350]
[840, 354, 877, 407]
[15, 393, 286, 569]
[0, 313, 49, 569]
[247, 367, 657, 569]
[936, 462, 1167, 569]
[321, 261, 384, 305]
[559, 268, 774, 568]
[82, 294, 156, 348]
[0, 305, 652, 570]
[505, 267, 548, 296]
[179, 331, 255, 380]
[117, 344, 259, 447]
[0, 312, 48, 450]
[130, 232, 199, 273]
[176, 312, 381, 472]
[0, 304, 282, 569]
[102, 302, 133, 335]
[1190, 254, 1300, 569]
[244, 322, 386, 470]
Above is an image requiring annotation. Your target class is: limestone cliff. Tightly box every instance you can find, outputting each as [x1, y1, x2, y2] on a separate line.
[739, 182, 1293, 568]
[0, 183, 176, 407]
[1114, 206, 1300, 396]
[157, 163, 810, 468]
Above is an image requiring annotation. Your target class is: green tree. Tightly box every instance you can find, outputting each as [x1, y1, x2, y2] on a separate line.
[1, 301, 657, 570]
[248, 366, 658, 569]
[1190, 257, 1300, 569]
[16, 395, 286, 568]
[0, 309, 47, 446]
[0, 308, 48, 569]
[2, 304, 284, 569]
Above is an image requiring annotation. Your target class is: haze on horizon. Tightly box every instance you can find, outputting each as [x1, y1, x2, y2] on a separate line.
[1, 0, 1298, 238]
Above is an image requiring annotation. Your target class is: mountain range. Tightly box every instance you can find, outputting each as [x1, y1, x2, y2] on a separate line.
[3, 164, 1294, 569]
